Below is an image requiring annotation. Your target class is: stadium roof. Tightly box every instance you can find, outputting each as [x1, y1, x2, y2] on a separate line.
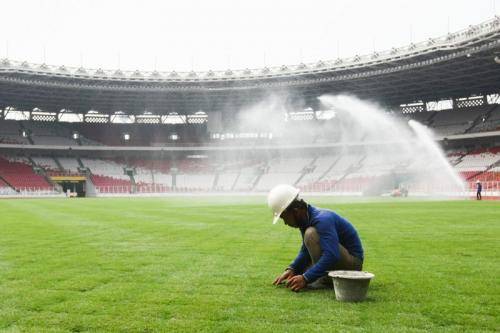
[0, 17, 499, 115]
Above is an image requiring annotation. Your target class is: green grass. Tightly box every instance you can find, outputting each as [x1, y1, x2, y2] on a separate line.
[0, 197, 498, 332]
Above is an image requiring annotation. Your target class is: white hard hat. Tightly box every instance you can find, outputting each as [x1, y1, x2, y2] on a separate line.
[267, 184, 300, 224]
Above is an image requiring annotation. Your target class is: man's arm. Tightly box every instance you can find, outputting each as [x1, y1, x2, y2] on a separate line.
[288, 243, 311, 275]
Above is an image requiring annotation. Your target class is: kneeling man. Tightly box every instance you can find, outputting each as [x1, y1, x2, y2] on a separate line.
[268, 184, 364, 292]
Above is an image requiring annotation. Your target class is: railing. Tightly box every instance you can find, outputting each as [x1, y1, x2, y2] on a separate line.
[95, 185, 210, 194]
[466, 181, 500, 192]
[0, 186, 60, 196]
[92, 181, 500, 197]
[136, 184, 170, 193]
[299, 181, 500, 196]
[1, 182, 498, 197]
[46, 170, 85, 177]
[95, 185, 133, 194]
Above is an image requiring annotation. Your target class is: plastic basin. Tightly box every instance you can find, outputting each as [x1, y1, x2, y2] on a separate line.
[328, 270, 375, 302]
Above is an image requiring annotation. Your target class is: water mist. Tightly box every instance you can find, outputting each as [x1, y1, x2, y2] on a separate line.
[318, 94, 465, 196]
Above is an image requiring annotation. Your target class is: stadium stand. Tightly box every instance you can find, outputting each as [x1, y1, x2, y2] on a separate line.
[215, 172, 238, 191]
[0, 177, 16, 195]
[296, 156, 337, 187]
[78, 158, 132, 193]
[455, 149, 499, 172]
[57, 157, 81, 173]
[0, 120, 29, 144]
[32, 156, 60, 171]
[0, 148, 498, 196]
[0, 156, 54, 192]
[431, 108, 482, 136]
[134, 167, 154, 186]
[405, 111, 435, 126]
[81, 158, 129, 179]
[0, 17, 499, 197]
[22, 122, 72, 145]
[469, 105, 500, 133]
[91, 174, 131, 193]
[255, 157, 310, 191]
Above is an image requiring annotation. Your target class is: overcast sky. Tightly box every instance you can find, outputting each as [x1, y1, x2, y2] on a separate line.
[1, 0, 498, 72]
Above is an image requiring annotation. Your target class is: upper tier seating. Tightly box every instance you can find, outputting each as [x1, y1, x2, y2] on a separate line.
[22, 121, 76, 145]
[430, 109, 483, 136]
[470, 106, 500, 133]
[0, 120, 29, 144]
[406, 111, 435, 125]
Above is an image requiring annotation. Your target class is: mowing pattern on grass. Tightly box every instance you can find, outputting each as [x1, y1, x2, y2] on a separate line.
[0, 197, 498, 332]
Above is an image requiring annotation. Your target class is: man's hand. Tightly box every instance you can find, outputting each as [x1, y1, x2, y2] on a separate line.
[286, 275, 307, 292]
[273, 269, 295, 286]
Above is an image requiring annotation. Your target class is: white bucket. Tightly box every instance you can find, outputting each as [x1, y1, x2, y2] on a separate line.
[328, 270, 375, 302]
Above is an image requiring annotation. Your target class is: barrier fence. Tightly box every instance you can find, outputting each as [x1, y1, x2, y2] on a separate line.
[1, 182, 498, 197]
[0, 186, 60, 196]
[92, 181, 500, 197]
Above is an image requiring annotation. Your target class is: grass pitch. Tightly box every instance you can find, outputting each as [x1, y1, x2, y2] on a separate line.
[0, 197, 498, 332]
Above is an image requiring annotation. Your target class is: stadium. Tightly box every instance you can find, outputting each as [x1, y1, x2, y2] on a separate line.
[1, 18, 500, 198]
[0, 5, 499, 332]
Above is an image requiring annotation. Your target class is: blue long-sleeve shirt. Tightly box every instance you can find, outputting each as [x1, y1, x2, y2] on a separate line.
[289, 205, 364, 283]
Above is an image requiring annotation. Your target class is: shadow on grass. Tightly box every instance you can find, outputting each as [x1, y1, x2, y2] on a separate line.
[296, 282, 380, 304]
[275, 285, 376, 301]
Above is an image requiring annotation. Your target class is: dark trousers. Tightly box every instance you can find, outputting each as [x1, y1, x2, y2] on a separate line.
[477, 191, 482, 200]
[303, 227, 363, 286]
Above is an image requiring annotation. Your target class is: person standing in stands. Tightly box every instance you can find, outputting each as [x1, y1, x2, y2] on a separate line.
[476, 180, 482, 200]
